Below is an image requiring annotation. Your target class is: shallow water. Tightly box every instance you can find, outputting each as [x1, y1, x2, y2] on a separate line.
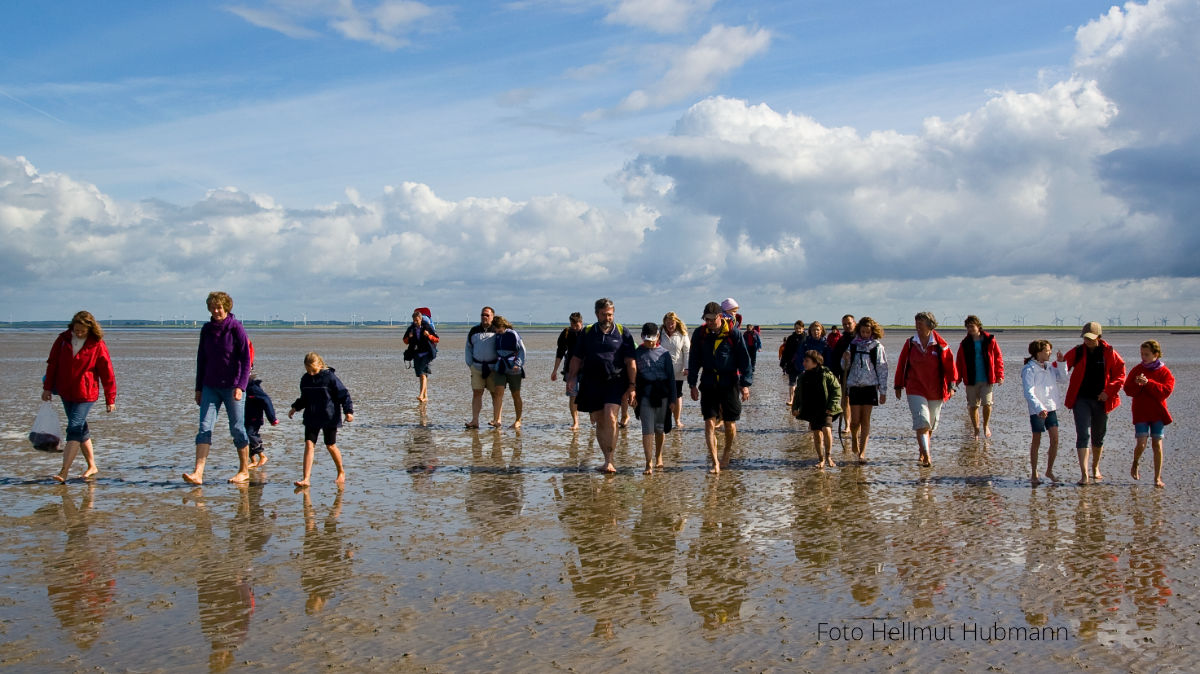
[0, 327, 1197, 672]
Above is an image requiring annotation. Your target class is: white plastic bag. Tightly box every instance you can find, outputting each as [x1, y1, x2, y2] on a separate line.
[29, 401, 62, 452]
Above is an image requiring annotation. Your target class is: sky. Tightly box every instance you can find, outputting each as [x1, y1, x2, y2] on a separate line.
[2, 0, 1198, 327]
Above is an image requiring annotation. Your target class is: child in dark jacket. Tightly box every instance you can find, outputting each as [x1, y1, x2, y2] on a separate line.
[245, 374, 279, 467]
[288, 352, 354, 487]
[791, 351, 843, 469]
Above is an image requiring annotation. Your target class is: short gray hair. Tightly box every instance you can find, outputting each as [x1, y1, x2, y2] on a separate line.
[594, 297, 614, 314]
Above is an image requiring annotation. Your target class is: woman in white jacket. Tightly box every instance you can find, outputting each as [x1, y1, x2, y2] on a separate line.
[660, 312, 690, 428]
[1021, 339, 1069, 485]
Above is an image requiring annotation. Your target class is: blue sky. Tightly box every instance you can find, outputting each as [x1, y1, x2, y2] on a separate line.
[2, 0, 1197, 325]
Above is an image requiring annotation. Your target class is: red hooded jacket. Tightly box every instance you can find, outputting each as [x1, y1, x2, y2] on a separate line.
[894, 330, 957, 401]
[43, 330, 117, 405]
[955, 331, 1004, 385]
[1123, 362, 1173, 425]
[1063, 341, 1125, 413]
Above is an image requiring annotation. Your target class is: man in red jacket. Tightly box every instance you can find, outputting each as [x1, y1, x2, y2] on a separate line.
[1063, 322, 1126, 484]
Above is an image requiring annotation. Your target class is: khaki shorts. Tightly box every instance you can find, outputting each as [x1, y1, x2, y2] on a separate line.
[470, 367, 493, 391]
[907, 395, 944, 432]
[964, 383, 994, 408]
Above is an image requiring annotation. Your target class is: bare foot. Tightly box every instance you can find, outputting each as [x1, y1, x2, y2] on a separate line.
[80, 467, 98, 479]
[617, 419, 628, 429]
[416, 395, 427, 402]
[1045, 470, 1058, 483]
[1131, 462, 1141, 480]
[1077, 477, 1090, 486]
[972, 426, 980, 437]
[1155, 478, 1165, 488]
[643, 465, 653, 475]
[598, 463, 617, 474]
[294, 478, 310, 487]
[827, 458, 837, 468]
[464, 421, 479, 429]
[510, 420, 522, 429]
[257, 454, 268, 467]
[227, 472, 250, 484]
[1092, 471, 1103, 482]
[675, 420, 684, 428]
[1031, 475, 1041, 486]
[655, 460, 665, 468]
[708, 466, 720, 475]
[335, 473, 346, 485]
[182, 472, 203, 485]
[984, 425, 992, 438]
[51, 473, 67, 484]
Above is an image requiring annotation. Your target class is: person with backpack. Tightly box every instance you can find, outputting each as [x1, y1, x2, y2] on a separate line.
[743, 325, 762, 372]
[566, 298, 637, 473]
[894, 311, 957, 468]
[551, 312, 585, 429]
[488, 315, 527, 429]
[688, 301, 753, 474]
[779, 319, 806, 406]
[403, 308, 440, 403]
[841, 316, 888, 461]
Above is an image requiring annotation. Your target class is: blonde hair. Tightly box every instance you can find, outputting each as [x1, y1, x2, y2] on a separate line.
[662, 311, 686, 335]
[69, 310, 104, 341]
[206, 291, 233, 313]
[491, 315, 513, 331]
[304, 352, 326, 371]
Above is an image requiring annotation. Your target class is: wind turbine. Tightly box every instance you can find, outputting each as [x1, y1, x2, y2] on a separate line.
[1074, 314, 1084, 325]
[1160, 316, 1169, 327]
[1133, 313, 1141, 327]
[1181, 314, 1191, 327]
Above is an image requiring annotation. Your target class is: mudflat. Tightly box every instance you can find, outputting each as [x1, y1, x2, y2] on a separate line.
[1, 327, 1196, 671]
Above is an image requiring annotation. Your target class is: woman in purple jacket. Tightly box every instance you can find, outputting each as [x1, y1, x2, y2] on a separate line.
[184, 291, 253, 485]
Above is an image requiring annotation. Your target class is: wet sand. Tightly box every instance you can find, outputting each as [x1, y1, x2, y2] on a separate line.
[0, 327, 1196, 672]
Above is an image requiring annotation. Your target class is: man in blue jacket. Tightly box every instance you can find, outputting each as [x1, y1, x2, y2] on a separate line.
[688, 301, 753, 473]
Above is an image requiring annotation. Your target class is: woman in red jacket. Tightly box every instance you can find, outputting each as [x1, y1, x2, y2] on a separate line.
[894, 311, 957, 467]
[41, 311, 117, 482]
[1125, 340, 1173, 488]
[1063, 322, 1125, 484]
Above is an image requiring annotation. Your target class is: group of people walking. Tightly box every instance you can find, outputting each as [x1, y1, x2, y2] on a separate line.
[37, 295, 1176, 488]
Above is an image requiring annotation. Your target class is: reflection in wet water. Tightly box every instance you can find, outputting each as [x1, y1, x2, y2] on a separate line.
[0, 328, 1196, 670]
[41, 484, 116, 650]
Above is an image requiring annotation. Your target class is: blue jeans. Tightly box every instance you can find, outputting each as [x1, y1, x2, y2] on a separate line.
[196, 386, 249, 448]
[62, 400, 95, 443]
[1134, 421, 1165, 439]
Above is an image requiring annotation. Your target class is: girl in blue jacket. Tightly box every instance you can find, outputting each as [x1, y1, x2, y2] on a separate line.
[288, 352, 354, 487]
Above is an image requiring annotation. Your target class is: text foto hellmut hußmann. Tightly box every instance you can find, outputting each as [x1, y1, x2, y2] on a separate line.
[817, 621, 1070, 643]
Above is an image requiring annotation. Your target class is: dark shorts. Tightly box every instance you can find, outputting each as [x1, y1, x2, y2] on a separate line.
[304, 425, 339, 446]
[1030, 410, 1059, 433]
[675, 380, 685, 398]
[576, 378, 627, 413]
[808, 415, 833, 432]
[847, 386, 879, 407]
[1071, 397, 1108, 449]
[699, 382, 741, 422]
[413, 354, 433, 377]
